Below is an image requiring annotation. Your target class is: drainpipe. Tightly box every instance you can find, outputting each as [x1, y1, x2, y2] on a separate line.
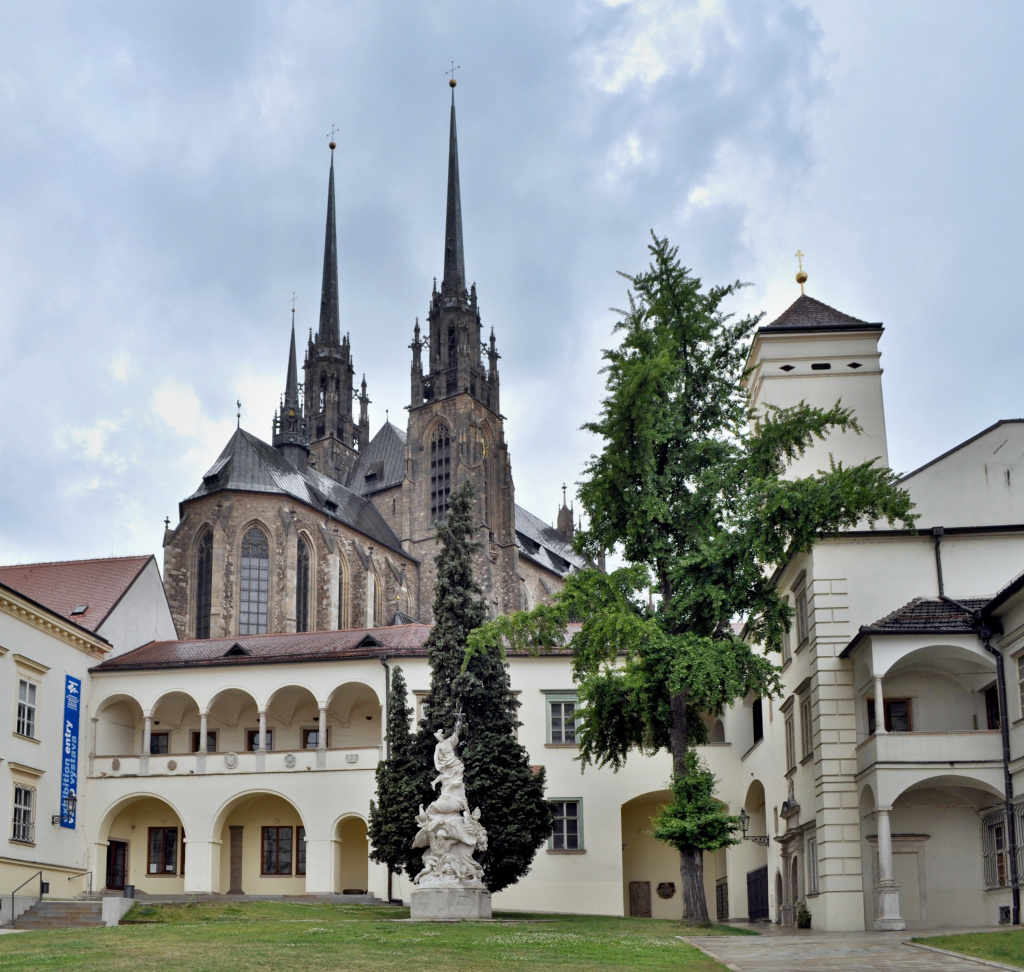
[378, 653, 393, 904]
[943, 595, 1018, 924]
[932, 527, 945, 596]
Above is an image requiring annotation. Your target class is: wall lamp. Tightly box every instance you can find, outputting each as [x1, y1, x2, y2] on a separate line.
[738, 808, 770, 846]
[52, 790, 77, 826]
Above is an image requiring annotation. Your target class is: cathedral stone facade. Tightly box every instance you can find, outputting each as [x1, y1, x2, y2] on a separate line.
[163, 87, 586, 639]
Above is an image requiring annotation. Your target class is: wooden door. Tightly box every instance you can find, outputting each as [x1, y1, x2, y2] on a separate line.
[106, 840, 127, 890]
[747, 865, 769, 921]
[629, 880, 652, 918]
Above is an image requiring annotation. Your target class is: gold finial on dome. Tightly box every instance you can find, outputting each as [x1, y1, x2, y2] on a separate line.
[795, 250, 808, 295]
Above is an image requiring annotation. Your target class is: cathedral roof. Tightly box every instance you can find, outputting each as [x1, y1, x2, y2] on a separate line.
[760, 294, 882, 334]
[514, 505, 590, 577]
[348, 422, 407, 495]
[185, 428, 406, 555]
[0, 555, 153, 632]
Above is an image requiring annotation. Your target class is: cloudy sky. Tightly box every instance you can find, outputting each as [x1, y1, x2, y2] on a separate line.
[1, 0, 1021, 566]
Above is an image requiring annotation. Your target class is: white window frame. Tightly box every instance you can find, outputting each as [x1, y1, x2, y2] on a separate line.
[549, 799, 583, 851]
[785, 715, 796, 772]
[807, 836, 819, 894]
[794, 583, 809, 648]
[800, 697, 813, 759]
[1017, 655, 1024, 719]
[12, 785, 34, 844]
[543, 691, 579, 745]
[16, 678, 37, 739]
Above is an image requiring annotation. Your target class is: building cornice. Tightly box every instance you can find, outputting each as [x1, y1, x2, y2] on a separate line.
[0, 587, 109, 659]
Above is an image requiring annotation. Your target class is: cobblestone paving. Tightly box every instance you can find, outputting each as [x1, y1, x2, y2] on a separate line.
[687, 934, 1005, 971]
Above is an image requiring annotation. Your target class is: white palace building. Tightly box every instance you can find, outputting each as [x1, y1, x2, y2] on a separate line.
[4, 291, 1024, 932]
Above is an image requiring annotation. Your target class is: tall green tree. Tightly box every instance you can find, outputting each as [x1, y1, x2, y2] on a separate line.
[372, 479, 553, 894]
[468, 234, 916, 922]
[368, 665, 422, 879]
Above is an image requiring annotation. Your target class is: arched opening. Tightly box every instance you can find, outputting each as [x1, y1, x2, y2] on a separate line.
[326, 682, 383, 751]
[740, 780, 769, 922]
[710, 719, 726, 744]
[95, 694, 144, 756]
[239, 525, 270, 635]
[149, 691, 202, 756]
[296, 534, 312, 633]
[206, 688, 260, 758]
[338, 550, 350, 630]
[101, 795, 186, 894]
[265, 685, 321, 752]
[335, 816, 369, 894]
[214, 791, 307, 895]
[621, 790, 685, 919]
[194, 528, 213, 639]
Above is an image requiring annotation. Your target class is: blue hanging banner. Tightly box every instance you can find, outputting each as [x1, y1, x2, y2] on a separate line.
[60, 675, 81, 830]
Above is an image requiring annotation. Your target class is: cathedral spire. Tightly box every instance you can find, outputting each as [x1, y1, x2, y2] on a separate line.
[273, 312, 309, 469]
[442, 79, 466, 296]
[284, 314, 301, 410]
[318, 145, 342, 346]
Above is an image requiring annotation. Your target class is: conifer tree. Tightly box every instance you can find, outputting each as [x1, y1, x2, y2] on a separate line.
[368, 665, 422, 878]
[468, 234, 916, 922]
[415, 479, 554, 894]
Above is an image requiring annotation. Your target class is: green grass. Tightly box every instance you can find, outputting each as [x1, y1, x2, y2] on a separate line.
[0, 901, 750, 971]
[912, 929, 1024, 968]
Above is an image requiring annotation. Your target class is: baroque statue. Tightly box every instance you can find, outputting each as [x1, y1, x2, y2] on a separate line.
[412, 717, 488, 890]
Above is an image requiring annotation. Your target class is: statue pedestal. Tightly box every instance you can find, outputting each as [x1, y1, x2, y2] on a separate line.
[410, 888, 492, 920]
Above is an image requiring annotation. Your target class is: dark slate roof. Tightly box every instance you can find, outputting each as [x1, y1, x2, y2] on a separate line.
[841, 596, 990, 656]
[184, 428, 406, 556]
[348, 422, 407, 495]
[515, 505, 590, 577]
[0, 555, 152, 632]
[760, 294, 882, 334]
[91, 621, 581, 672]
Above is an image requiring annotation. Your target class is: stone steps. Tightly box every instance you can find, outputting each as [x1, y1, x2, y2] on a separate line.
[14, 900, 104, 929]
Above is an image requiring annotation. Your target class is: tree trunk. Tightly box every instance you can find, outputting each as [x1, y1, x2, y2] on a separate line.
[680, 847, 707, 923]
[669, 687, 711, 924]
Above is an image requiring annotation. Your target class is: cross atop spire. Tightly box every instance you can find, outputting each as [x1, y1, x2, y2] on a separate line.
[442, 76, 466, 296]
[318, 147, 342, 346]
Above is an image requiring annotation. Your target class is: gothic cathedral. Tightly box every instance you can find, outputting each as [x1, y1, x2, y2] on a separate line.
[162, 86, 587, 639]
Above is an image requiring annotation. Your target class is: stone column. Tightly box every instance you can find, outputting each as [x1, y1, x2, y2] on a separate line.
[141, 714, 152, 775]
[183, 837, 217, 894]
[197, 711, 209, 774]
[303, 836, 333, 893]
[317, 706, 328, 770]
[257, 710, 268, 772]
[873, 806, 904, 930]
[873, 677, 887, 734]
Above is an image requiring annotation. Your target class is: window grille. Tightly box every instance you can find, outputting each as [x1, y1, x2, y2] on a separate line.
[12, 786, 33, 843]
[429, 424, 452, 521]
[239, 527, 270, 635]
[983, 810, 1010, 889]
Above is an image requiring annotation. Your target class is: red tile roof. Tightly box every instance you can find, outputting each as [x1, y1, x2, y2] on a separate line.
[0, 555, 153, 632]
[92, 622, 579, 672]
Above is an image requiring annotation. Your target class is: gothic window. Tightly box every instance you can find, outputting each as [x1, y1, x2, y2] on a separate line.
[430, 423, 452, 522]
[239, 526, 270, 635]
[338, 556, 349, 630]
[296, 536, 311, 633]
[194, 529, 213, 639]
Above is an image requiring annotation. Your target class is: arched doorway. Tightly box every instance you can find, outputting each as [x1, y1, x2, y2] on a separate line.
[335, 816, 369, 894]
[212, 791, 307, 895]
[100, 795, 186, 894]
[740, 780, 769, 922]
[620, 790, 689, 919]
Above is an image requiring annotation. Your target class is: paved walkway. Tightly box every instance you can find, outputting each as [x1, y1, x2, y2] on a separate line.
[688, 928, 1015, 972]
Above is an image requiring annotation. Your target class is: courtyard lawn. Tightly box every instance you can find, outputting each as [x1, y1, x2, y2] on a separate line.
[0, 901, 749, 972]
[912, 930, 1024, 969]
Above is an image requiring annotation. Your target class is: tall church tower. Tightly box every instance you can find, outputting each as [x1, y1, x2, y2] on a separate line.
[304, 144, 370, 482]
[404, 80, 518, 619]
[272, 314, 310, 471]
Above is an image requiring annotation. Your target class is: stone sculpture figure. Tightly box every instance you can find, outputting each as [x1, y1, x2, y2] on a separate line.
[412, 717, 488, 890]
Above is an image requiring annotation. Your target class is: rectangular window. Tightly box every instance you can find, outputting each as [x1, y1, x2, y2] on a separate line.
[715, 878, 729, 920]
[800, 697, 813, 758]
[984, 812, 1010, 889]
[1018, 656, 1024, 718]
[149, 732, 170, 755]
[781, 623, 792, 666]
[297, 826, 306, 876]
[867, 698, 912, 734]
[795, 588, 809, 646]
[262, 826, 293, 875]
[807, 837, 819, 894]
[549, 800, 581, 851]
[752, 698, 764, 744]
[12, 785, 34, 843]
[16, 679, 37, 738]
[246, 729, 274, 752]
[549, 700, 578, 745]
[148, 827, 178, 874]
[986, 685, 1001, 731]
[190, 731, 218, 753]
[785, 716, 796, 771]
[302, 728, 328, 749]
